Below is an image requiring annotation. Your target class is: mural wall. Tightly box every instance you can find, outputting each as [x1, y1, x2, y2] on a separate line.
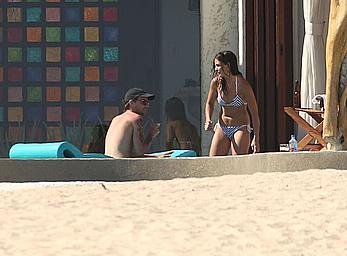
[0, 0, 119, 156]
[0, 0, 202, 157]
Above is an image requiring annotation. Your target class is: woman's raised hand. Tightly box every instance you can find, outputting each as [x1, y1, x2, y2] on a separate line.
[204, 120, 213, 131]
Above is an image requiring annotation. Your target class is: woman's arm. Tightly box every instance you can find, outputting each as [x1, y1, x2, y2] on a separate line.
[244, 80, 260, 153]
[204, 78, 218, 131]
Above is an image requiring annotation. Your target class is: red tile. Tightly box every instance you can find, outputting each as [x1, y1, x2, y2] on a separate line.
[8, 67, 22, 82]
[8, 27, 22, 42]
[46, 8, 60, 22]
[65, 46, 80, 62]
[104, 66, 118, 81]
[103, 7, 118, 22]
[65, 106, 80, 122]
[85, 86, 99, 102]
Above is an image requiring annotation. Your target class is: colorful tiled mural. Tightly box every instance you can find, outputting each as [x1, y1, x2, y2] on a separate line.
[0, 0, 119, 155]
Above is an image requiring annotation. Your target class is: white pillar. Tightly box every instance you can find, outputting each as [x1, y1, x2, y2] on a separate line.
[200, 0, 240, 155]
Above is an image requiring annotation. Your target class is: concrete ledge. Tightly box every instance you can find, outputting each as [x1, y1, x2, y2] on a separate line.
[0, 151, 346, 182]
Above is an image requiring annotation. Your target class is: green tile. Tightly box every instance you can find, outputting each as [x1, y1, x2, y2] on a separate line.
[27, 47, 41, 62]
[27, 7, 41, 22]
[85, 47, 99, 62]
[8, 47, 22, 62]
[65, 27, 80, 42]
[46, 27, 61, 42]
[65, 67, 80, 82]
[103, 47, 118, 62]
[27, 87, 42, 102]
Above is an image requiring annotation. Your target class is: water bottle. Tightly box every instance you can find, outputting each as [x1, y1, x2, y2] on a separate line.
[289, 135, 298, 152]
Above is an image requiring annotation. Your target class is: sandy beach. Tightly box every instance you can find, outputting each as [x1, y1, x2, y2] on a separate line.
[1, 169, 347, 255]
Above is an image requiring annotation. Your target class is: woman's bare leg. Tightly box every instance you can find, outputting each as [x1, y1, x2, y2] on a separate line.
[231, 127, 250, 155]
[209, 127, 230, 156]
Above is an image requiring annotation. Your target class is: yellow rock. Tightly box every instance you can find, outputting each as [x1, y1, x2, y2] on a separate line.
[323, 0, 347, 150]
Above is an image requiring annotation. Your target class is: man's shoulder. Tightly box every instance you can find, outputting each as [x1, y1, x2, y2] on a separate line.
[115, 111, 142, 123]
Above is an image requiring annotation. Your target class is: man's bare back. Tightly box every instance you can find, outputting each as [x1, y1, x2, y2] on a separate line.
[105, 110, 142, 157]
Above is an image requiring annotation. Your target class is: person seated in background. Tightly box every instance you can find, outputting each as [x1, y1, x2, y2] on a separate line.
[105, 88, 160, 158]
[165, 97, 201, 155]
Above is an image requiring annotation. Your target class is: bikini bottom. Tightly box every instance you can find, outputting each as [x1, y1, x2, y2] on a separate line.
[214, 123, 252, 140]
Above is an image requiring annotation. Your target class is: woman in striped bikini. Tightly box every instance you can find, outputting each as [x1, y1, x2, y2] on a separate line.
[204, 51, 260, 156]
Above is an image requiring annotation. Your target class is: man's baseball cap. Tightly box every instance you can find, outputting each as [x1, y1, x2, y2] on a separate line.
[123, 88, 155, 104]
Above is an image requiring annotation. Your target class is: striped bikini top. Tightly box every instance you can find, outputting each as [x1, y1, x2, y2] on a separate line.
[217, 77, 245, 107]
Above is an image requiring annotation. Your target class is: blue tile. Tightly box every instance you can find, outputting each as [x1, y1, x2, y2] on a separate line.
[64, 7, 80, 22]
[26, 106, 43, 121]
[84, 106, 100, 123]
[27, 67, 42, 82]
[103, 86, 120, 103]
[103, 26, 118, 42]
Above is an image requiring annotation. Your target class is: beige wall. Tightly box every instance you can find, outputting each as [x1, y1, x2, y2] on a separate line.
[200, 0, 239, 155]
[1, 151, 346, 182]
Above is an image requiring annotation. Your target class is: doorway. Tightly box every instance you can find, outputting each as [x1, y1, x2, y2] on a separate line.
[245, 0, 293, 152]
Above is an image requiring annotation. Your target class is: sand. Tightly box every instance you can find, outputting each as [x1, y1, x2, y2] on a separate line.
[1, 169, 347, 255]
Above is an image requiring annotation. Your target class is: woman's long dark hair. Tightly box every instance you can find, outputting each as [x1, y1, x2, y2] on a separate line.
[165, 97, 187, 121]
[212, 51, 242, 94]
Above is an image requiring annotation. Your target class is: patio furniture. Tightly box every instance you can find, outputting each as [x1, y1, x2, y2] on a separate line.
[284, 107, 326, 151]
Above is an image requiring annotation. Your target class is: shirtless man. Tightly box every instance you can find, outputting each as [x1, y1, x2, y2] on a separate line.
[105, 88, 160, 158]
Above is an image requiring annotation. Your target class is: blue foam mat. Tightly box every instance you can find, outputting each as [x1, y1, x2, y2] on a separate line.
[9, 141, 110, 159]
[9, 142, 197, 159]
[170, 150, 197, 157]
[150, 149, 197, 158]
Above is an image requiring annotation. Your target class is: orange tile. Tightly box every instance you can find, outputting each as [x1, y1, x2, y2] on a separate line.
[84, 66, 100, 81]
[46, 87, 61, 102]
[8, 107, 23, 122]
[84, 27, 99, 42]
[46, 47, 61, 62]
[7, 8, 21, 22]
[84, 7, 99, 21]
[65, 86, 80, 102]
[27, 27, 41, 42]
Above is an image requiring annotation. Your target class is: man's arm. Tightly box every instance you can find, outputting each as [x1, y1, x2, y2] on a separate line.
[131, 119, 149, 157]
